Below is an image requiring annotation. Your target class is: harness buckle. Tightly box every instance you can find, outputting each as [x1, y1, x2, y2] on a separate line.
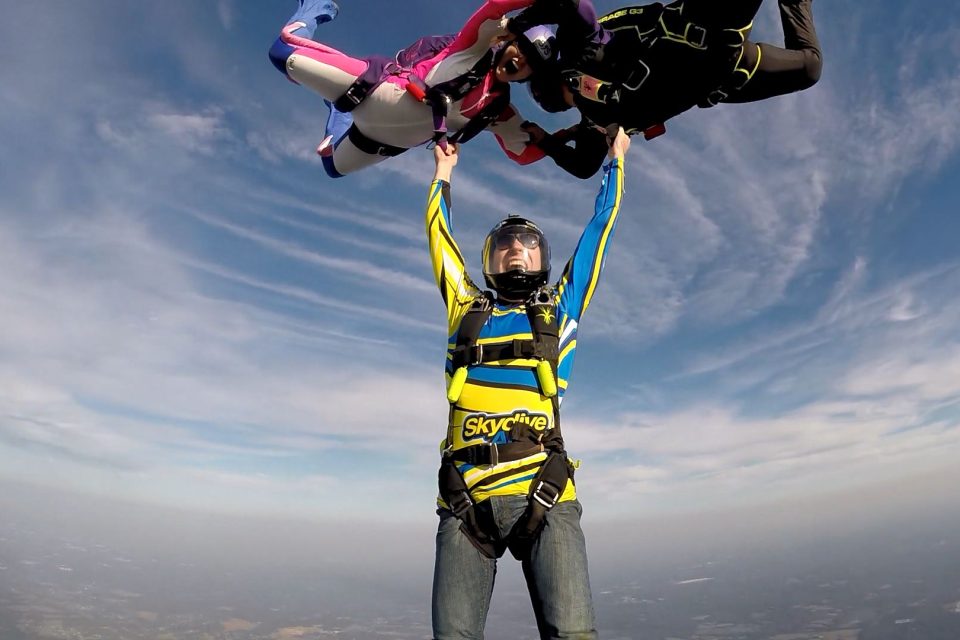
[488, 443, 499, 467]
[447, 490, 474, 518]
[620, 59, 651, 92]
[469, 343, 484, 365]
[531, 480, 560, 509]
[685, 23, 707, 49]
[342, 86, 363, 108]
[702, 89, 728, 108]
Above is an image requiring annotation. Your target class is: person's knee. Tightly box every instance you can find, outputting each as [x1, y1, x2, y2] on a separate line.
[268, 37, 295, 77]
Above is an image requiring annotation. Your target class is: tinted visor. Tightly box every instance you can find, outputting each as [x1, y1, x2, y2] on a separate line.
[483, 226, 550, 276]
[495, 231, 541, 250]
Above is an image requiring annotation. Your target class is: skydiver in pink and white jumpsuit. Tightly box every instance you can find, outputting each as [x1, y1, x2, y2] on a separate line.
[268, 0, 553, 177]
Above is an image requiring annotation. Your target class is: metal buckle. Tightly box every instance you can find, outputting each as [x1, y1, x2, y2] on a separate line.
[531, 481, 560, 509]
[344, 87, 363, 107]
[621, 59, 651, 92]
[488, 443, 499, 467]
[705, 89, 728, 107]
[449, 490, 473, 518]
[685, 23, 707, 49]
[471, 343, 484, 365]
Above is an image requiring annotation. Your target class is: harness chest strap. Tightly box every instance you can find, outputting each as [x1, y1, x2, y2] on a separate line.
[446, 292, 559, 404]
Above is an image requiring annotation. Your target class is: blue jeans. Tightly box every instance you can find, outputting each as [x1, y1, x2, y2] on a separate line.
[432, 495, 597, 639]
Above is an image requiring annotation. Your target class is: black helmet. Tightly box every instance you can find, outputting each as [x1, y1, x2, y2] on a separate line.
[482, 215, 551, 297]
[514, 25, 558, 74]
[528, 64, 572, 112]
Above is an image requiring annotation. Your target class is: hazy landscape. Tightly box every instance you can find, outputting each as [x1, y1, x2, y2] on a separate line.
[3, 481, 959, 640]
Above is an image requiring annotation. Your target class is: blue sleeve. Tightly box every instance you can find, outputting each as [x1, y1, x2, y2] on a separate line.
[555, 157, 624, 328]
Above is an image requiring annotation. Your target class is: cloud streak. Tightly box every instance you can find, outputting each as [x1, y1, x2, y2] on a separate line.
[1, 0, 959, 524]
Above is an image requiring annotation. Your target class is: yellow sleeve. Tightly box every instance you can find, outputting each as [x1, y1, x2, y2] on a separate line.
[425, 179, 482, 332]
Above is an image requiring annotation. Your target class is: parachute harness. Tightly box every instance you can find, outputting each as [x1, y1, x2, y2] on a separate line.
[322, 37, 507, 156]
[438, 288, 574, 560]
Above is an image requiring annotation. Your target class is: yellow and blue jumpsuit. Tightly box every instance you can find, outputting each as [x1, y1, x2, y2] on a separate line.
[424, 158, 624, 508]
[425, 157, 625, 640]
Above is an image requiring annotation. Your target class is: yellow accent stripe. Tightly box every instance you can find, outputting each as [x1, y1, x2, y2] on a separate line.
[476, 332, 532, 345]
[490, 306, 526, 316]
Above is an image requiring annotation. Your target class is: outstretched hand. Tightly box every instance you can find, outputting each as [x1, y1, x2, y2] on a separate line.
[433, 141, 459, 182]
[521, 121, 548, 145]
[606, 127, 630, 160]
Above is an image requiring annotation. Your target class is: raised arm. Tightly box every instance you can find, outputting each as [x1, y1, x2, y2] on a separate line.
[555, 128, 630, 324]
[534, 122, 608, 179]
[425, 144, 482, 331]
[487, 103, 547, 165]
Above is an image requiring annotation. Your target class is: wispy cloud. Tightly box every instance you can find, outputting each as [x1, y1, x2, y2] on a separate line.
[2, 0, 959, 524]
[217, 0, 235, 30]
[561, 259, 960, 516]
[180, 206, 436, 294]
[98, 108, 232, 155]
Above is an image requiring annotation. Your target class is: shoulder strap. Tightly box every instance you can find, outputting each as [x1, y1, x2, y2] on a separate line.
[450, 292, 495, 370]
[525, 287, 562, 430]
[525, 287, 559, 367]
[448, 90, 511, 145]
[426, 50, 495, 106]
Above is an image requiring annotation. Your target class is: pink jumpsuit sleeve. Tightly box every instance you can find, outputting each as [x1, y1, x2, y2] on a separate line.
[445, 0, 538, 55]
[488, 104, 546, 165]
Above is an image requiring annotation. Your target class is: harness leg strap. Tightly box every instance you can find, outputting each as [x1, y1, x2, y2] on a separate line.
[346, 124, 406, 157]
[438, 459, 506, 559]
[508, 451, 572, 559]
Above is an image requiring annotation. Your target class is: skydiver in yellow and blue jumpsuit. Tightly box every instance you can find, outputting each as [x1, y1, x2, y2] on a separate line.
[425, 128, 630, 639]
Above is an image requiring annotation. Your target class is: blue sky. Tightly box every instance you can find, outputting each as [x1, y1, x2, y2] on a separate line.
[2, 0, 959, 527]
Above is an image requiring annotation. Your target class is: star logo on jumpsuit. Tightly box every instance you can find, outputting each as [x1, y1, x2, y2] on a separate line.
[537, 307, 555, 325]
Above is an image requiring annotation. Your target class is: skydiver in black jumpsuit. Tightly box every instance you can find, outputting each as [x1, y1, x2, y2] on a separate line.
[511, 0, 822, 178]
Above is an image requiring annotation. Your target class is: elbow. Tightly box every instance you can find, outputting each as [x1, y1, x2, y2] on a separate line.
[544, 150, 602, 179]
[561, 157, 603, 180]
[799, 49, 823, 90]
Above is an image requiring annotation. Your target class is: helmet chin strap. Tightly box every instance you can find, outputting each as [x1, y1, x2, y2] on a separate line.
[493, 278, 536, 302]
[496, 290, 529, 303]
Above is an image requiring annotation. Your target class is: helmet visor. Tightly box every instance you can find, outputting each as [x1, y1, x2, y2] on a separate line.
[483, 226, 550, 276]
[518, 26, 557, 70]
